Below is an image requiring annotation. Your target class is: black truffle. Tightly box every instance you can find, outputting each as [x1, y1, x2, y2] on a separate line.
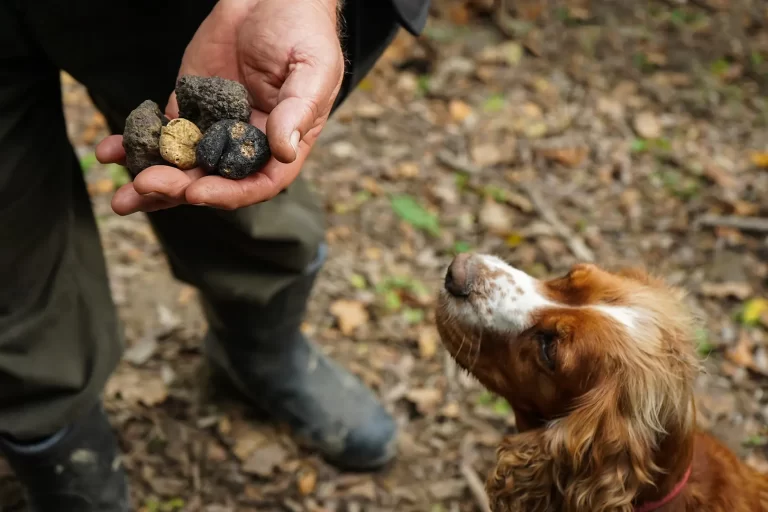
[196, 119, 271, 180]
[122, 100, 169, 175]
[175, 75, 251, 132]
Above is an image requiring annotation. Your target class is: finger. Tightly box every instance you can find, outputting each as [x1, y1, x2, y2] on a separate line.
[184, 138, 309, 208]
[95, 135, 127, 166]
[111, 183, 177, 216]
[165, 91, 180, 120]
[133, 165, 207, 200]
[266, 52, 343, 164]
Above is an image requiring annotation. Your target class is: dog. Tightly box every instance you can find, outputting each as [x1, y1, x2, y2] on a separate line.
[435, 253, 768, 512]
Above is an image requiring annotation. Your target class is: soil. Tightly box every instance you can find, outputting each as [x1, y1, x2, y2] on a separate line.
[2, 0, 768, 510]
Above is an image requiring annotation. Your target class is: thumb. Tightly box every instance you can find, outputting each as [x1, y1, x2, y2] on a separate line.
[265, 58, 343, 164]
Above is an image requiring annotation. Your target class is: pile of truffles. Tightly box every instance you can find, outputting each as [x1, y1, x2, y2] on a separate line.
[122, 75, 270, 180]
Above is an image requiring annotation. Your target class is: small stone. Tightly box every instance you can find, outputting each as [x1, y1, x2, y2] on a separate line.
[175, 75, 251, 132]
[196, 119, 271, 180]
[159, 118, 202, 170]
[122, 100, 169, 175]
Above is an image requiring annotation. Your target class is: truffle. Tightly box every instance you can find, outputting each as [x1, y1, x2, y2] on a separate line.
[196, 119, 271, 180]
[122, 100, 169, 175]
[175, 75, 251, 132]
[159, 118, 203, 170]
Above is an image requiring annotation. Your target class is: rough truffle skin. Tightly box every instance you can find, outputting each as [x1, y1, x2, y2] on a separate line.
[122, 100, 169, 175]
[175, 75, 251, 132]
[159, 118, 202, 170]
[196, 119, 271, 180]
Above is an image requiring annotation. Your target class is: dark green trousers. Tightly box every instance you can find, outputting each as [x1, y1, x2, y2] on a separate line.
[0, 0, 401, 440]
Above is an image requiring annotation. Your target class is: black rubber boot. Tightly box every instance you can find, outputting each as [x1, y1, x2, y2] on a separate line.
[0, 402, 131, 512]
[201, 244, 398, 471]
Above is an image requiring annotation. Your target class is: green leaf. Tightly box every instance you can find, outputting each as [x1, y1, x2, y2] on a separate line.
[631, 138, 649, 153]
[740, 298, 768, 326]
[390, 194, 441, 236]
[695, 328, 714, 356]
[452, 241, 471, 254]
[483, 94, 506, 113]
[109, 164, 131, 187]
[80, 153, 98, 174]
[349, 274, 367, 289]
[454, 172, 470, 190]
[477, 391, 495, 406]
[493, 397, 512, 415]
[383, 289, 402, 311]
[403, 307, 425, 324]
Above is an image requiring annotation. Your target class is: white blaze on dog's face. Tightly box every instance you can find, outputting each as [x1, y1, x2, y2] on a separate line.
[434, 253, 699, 430]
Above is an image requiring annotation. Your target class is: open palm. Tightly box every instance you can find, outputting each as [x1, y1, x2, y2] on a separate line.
[96, 0, 343, 214]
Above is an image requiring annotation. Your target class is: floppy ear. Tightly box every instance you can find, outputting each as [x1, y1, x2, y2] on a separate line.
[487, 386, 662, 512]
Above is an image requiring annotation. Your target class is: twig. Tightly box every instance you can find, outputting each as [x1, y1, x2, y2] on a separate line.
[695, 214, 768, 233]
[460, 463, 492, 512]
[522, 184, 595, 262]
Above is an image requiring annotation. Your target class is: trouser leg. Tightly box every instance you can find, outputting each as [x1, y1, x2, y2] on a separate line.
[0, 2, 130, 509]
[18, 0, 404, 470]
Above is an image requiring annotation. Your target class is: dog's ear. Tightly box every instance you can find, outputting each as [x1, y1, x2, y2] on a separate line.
[487, 429, 561, 512]
[488, 386, 663, 512]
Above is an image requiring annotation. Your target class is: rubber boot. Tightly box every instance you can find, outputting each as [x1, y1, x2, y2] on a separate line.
[201, 243, 398, 471]
[0, 402, 131, 512]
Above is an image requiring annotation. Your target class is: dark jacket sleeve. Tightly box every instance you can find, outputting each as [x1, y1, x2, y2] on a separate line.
[389, 0, 430, 35]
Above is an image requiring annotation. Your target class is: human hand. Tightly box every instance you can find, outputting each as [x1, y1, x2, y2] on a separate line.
[96, 0, 343, 215]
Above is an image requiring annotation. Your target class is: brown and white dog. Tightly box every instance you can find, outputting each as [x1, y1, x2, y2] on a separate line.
[435, 253, 768, 512]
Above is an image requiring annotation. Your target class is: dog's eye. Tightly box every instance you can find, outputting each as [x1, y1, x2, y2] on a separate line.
[537, 332, 557, 370]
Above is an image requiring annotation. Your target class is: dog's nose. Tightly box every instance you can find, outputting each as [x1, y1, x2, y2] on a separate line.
[445, 253, 473, 297]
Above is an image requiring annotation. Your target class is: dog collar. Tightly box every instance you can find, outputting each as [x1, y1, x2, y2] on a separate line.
[634, 466, 691, 512]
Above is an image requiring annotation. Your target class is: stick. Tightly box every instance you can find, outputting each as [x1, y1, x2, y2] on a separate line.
[695, 214, 768, 233]
[522, 184, 595, 262]
[460, 463, 492, 512]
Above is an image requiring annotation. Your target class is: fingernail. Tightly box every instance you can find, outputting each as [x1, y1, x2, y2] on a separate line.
[290, 130, 300, 158]
[192, 202, 210, 207]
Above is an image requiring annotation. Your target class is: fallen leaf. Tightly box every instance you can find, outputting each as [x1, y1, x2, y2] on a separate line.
[123, 334, 158, 366]
[346, 480, 378, 501]
[741, 298, 768, 325]
[242, 444, 288, 477]
[750, 151, 768, 169]
[633, 111, 662, 139]
[417, 326, 439, 359]
[725, 331, 755, 369]
[699, 282, 753, 300]
[405, 388, 443, 415]
[356, 102, 385, 119]
[396, 161, 420, 178]
[479, 198, 514, 236]
[329, 299, 369, 336]
[448, 99, 473, 122]
[105, 369, 168, 407]
[440, 402, 461, 419]
[537, 147, 589, 168]
[297, 467, 317, 495]
[232, 429, 269, 461]
[471, 142, 504, 167]
[429, 479, 467, 500]
[390, 194, 441, 236]
[87, 178, 114, 195]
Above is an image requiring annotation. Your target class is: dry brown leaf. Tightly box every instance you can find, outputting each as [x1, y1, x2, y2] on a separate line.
[329, 299, 369, 336]
[232, 430, 269, 462]
[479, 198, 514, 236]
[750, 151, 768, 169]
[297, 467, 317, 495]
[87, 179, 114, 196]
[471, 142, 504, 167]
[104, 369, 167, 407]
[440, 402, 461, 419]
[396, 161, 420, 178]
[449, 99, 473, 122]
[725, 332, 756, 370]
[699, 282, 753, 300]
[537, 147, 588, 168]
[242, 444, 288, 477]
[406, 388, 443, 415]
[417, 326, 439, 359]
[633, 111, 662, 139]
